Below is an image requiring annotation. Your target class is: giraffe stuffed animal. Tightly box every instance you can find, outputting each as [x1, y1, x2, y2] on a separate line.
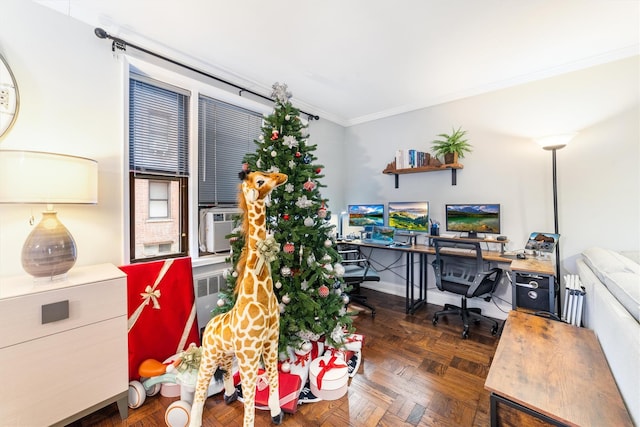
[189, 170, 288, 427]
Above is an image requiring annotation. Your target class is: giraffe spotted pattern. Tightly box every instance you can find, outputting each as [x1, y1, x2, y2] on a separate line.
[189, 171, 288, 427]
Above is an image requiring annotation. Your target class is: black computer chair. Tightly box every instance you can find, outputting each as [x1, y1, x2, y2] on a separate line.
[340, 248, 380, 318]
[431, 238, 503, 338]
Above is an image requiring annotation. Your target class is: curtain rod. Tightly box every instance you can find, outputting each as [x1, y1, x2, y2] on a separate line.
[94, 27, 320, 121]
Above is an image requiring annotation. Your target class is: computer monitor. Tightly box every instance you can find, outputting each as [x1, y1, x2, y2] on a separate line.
[445, 204, 501, 238]
[388, 201, 429, 232]
[347, 204, 384, 227]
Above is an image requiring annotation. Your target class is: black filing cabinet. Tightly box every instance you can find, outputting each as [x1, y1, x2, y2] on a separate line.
[511, 272, 556, 314]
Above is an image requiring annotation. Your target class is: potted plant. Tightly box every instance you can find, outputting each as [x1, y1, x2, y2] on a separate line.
[431, 126, 472, 164]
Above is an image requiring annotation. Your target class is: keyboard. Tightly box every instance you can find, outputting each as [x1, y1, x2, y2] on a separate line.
[362, 238, 394, 246]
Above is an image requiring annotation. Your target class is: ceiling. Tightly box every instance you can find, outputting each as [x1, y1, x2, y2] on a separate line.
[35, 0, 639, 127]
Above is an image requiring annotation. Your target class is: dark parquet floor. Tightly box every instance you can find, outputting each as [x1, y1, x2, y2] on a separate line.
[68, 288, 503, 426]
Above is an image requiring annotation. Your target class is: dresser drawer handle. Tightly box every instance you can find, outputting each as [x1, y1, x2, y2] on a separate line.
[42, 300, 69, 324]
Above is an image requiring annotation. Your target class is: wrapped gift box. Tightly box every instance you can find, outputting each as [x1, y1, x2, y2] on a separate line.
[120, 257, 201, 380]
[309, 355, 348, 400]
[234, 369, 302, 413]
[286, 346, 311, 394]
[344, 333, 365, 352]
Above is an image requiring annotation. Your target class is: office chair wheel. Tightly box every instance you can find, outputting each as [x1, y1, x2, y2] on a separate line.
[462, 328, 469, 339]
[491, 325, 499, 336]
[432, 315, 439, 326]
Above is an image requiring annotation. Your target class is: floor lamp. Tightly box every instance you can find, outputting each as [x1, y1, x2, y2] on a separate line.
[535, 133, 576, 315]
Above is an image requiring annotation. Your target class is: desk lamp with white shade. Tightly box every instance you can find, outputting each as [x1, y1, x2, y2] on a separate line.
[0, 150, 98, 279]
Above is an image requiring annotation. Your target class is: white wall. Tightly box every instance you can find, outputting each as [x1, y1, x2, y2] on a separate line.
[0, 1, 125, 278]
[307, 119, 347, 228]
[344, 56, 639, 318]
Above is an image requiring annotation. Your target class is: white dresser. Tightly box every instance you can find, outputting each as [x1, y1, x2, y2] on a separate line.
[0, 264, 129, 426]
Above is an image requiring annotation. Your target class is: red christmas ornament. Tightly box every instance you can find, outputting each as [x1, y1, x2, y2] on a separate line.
[303, 179, 316, 191]
[318, 285, 330, 298]
[284, 242, 295, 254]
[270, 129, 279, 140]
[295, 151, 301, 158]
[315, 168, 322, 174]
[283, 213, 290, 220]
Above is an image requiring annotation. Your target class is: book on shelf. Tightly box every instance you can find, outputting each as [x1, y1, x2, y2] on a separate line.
[394, 148, 431, 169]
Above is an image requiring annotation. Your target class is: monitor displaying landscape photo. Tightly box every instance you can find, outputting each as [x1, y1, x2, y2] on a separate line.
[445, 204, 501, 237]
[347, 204, 385, 227]
[388, 201, 429, 232]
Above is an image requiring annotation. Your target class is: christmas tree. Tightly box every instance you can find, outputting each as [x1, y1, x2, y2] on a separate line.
[215, 82, 353, 353]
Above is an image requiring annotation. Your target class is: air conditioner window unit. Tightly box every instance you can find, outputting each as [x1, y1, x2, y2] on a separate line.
[199, 208, 241, 253]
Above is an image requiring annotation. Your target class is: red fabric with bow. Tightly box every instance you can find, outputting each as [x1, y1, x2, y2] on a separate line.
[120, 257, 200, 380]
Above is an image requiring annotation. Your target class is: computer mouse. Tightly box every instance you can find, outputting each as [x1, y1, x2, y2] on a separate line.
[517, 253, 526, 259]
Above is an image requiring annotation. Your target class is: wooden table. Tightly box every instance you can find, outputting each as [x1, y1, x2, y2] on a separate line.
[485, 310, 633, 426]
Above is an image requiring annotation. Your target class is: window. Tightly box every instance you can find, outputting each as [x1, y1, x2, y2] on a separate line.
[129, 74, 189, 262]
[149, 181, 170, 219]
[198, 95, 263, 205]
[127, 59, 270, 262]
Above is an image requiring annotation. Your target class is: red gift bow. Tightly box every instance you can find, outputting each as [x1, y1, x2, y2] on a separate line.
[345, 335, 363, 344]
[325, 347, 345, 360]
[316, 356, 347, 390]
[294, 352, 309, 367]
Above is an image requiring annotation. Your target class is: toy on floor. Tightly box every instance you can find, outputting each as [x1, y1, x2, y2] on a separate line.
[129, 344, 222, 427]
[189, 170, 288, 427]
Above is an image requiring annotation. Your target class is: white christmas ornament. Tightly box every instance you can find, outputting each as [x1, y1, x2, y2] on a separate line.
[342, 295, 350, 304]
[281, 361, 291, 373]
[217, 298, 225, 307]
[281, 266, 292, 277]
[275, 281, 282, 289]
[322, 254, 332, 262]
[271, 150, 277, 157]
[333, 263, 345, 277]
[295, 195, 313, 208]
[307, 254, 316, 266]
[324, 239, 332, 248]
[304, 217, 314, 227]
[282, 294, 291, 304]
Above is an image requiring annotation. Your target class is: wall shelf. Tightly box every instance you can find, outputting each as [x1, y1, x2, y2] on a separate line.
[382, 163, 463, 188]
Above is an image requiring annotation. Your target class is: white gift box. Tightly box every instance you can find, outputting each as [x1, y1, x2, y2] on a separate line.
[309, 355, 348, 400]
[343, 333, 365, 352]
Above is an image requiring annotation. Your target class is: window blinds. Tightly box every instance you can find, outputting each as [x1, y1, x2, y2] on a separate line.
[129, 75, 190, 176]
[198, 95, 262, 205]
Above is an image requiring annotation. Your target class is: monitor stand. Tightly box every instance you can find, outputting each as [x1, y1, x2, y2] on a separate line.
[465, 231, 481, 239]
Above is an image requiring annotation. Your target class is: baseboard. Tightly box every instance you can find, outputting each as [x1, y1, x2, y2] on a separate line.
[361, 280, 510, 320]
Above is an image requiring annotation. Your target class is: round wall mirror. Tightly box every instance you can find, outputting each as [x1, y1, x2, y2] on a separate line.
[0, 54, 20, 140]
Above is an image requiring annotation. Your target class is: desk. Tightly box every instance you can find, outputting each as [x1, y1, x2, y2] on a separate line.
[485, 310, 633, 426]
[339, 239, 527, 314]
